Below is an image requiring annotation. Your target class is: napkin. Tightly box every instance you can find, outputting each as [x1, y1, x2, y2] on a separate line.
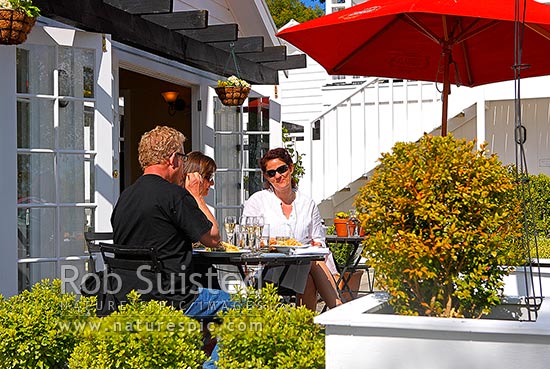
[293, 246, 331, 255]
[260, 253, 287, 258]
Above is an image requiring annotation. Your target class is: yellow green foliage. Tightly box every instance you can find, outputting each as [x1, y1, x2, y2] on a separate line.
[355, 134, 524, 318]
[68, 291, 206, 369]
[212, 284, 325, 369]
[0, 279, 96, 369]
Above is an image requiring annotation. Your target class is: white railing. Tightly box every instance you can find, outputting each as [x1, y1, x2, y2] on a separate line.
[291, 75, 550, 217]
[304, 78, 450, 204]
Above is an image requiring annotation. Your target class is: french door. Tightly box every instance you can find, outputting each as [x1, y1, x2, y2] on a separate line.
[213, 97, 271, 223]
[15, 26, 115, 292]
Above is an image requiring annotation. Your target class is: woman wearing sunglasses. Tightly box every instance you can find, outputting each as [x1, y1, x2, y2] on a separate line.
[242, 148, 342, 310]
[181, 151, 216, 197]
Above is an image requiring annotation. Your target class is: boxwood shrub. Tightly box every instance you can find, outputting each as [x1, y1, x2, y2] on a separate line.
[0, 279, 96, 369]
[68, 290, 206, 369]
[212, 284, 325, 369]
[356, 134, 524, 318]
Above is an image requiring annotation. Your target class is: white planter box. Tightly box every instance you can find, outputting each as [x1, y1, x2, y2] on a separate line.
[504, 261, 550, 297]
[316, 292, 550, 369]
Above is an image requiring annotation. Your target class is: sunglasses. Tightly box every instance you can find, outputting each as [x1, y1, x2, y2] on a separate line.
[266, 164, 289, 178]
[204, 173, 215, 182]
[175, 152, 188, 162]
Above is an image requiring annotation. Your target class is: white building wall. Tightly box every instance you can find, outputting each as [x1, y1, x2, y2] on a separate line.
[0, 1, 281, 295]
[486, 98, 550, 176]
[278, 54, 328, 195]
[0, 47, 19, 297]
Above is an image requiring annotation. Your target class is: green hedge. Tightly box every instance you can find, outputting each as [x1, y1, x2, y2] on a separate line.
[212, 284, 325, 369]
[0, 281, 326, 369]
[68, 290, 206, 369]
[0, 279, 96, 369]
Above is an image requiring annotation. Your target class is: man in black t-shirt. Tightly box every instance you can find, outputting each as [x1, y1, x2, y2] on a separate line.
[110, 126, 231, 318]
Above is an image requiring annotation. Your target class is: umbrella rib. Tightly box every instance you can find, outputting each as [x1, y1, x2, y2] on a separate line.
[402, 14, 442, 44]
[526, 23, 550, 41]
[454, 20, 499, 44]
[333, 15, 403, 73]
[458, 25, 474, 86]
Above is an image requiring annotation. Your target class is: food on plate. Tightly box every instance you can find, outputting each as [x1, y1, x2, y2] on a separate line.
[218, 241, 240, 252]
[275, 238, 303, 247]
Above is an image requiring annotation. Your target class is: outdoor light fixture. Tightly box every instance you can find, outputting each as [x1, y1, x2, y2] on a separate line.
[161, 91, 185, 116]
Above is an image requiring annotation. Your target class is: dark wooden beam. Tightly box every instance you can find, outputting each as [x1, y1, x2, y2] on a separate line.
[242, 46, 287, 63]
[33, 0, 279, 84]
[141, 10, 208, 30]
[262, 54, 307, 71]
[103, 0, 171, 14]
[178, 24, 237, 43]
[210, 36, 264, 53]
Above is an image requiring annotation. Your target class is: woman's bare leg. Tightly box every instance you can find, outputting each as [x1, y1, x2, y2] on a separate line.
[296, 273, 318, 310]
[310, 261, 342, 309]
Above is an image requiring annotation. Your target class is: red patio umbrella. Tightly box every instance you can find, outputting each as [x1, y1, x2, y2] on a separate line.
[276, 0, 550, 135]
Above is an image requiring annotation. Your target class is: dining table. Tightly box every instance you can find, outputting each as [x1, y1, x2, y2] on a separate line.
[192, 250, 326, 291]
[325, 235, 374, 301]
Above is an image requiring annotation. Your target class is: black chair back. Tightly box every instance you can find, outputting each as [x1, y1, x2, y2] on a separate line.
[95, 242, 162, 315]
[84, 231, 113, 273]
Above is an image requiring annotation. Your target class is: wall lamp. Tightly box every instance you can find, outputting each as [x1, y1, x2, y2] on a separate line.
[161, 91, 186, 116]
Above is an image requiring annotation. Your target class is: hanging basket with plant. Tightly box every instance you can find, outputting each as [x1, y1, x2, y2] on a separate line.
[215, 75, 251, 106]
[0, 0, 40, 45]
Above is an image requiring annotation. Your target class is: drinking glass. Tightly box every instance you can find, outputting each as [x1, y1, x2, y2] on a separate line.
[245, 216, 257, 251]
[348, 208, 359, 236]
[260, 224, 270, 249]
[235, 224, 247, 249]
[255, 216, 265, 250]
[223, 215, 237, 244]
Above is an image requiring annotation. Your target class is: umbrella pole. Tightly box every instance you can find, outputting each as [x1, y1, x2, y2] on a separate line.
[441, 49, 451, 136]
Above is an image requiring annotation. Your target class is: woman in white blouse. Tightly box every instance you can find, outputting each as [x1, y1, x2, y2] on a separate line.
[242, 148, 342, 310]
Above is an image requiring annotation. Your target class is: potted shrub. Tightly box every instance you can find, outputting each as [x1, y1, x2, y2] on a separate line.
[355, 134, 524, 317]
[214, 75, 251, 106]
[333, 211, 350, 237]
[314, 135, 550, 369]
[0, 0, 40, 45]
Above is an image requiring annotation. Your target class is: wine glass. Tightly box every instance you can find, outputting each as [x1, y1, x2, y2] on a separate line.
[254, 216, 265, 249]
[223, 216, 236, 244]
[245, 216, 257, 251]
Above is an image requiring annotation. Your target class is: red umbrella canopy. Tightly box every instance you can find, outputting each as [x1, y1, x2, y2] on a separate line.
[277, 0, 550, 88]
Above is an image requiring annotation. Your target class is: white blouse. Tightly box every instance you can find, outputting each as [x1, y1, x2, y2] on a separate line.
[242, 188, 326, 246]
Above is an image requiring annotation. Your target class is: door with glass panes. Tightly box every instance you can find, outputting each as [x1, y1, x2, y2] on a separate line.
[213, 97, 270, 234]
[16, 27, 115, 293]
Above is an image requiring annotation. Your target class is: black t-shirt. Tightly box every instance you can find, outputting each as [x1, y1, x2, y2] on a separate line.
[111, 174, 212, 309]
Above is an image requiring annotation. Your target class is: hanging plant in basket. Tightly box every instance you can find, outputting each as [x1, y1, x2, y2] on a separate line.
[0, 0, 40, 45]
[215, 75, 251, 106]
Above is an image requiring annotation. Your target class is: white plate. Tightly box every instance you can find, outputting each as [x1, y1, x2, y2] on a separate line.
[273, 244, 307, 253]
[194, 249, 250, 257]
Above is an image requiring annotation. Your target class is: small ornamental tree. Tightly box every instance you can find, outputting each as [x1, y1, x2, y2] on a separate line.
[355, 134, 524, 318]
